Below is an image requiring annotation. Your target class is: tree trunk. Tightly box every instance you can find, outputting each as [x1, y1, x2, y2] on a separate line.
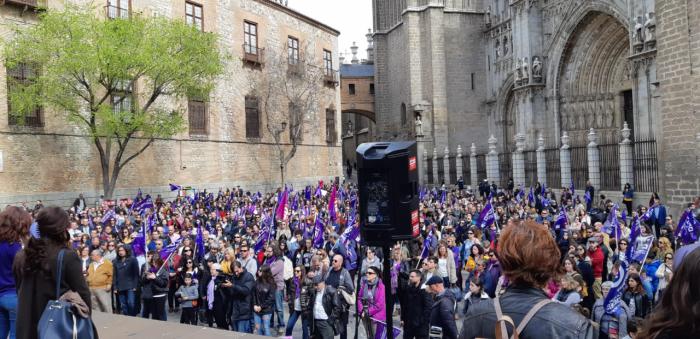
[280, 164, 286, 188]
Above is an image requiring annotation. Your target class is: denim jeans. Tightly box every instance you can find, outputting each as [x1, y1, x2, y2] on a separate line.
[232, 319, 251, 333]
[286, 310, 310, 339]
[0, 293, 17, 339]
[273, 290, 284, 330]
[254, 313, 272, 336]
[118, 290, 137, 316]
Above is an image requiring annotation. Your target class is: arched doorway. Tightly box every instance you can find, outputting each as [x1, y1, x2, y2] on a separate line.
[557, 11, 631, 146]
[501, 90, 516, 152]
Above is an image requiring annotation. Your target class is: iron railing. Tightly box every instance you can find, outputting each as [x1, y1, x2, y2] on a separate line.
[570, 145, 589, 191]
[524, 150, 537, 186]
[448, 155, 458, 184]
[632, 138, 659, 192]
[599, 143, 621, 191]
[437, 157, 445, 185]
[462, 156, 471, 186]
[498, 152, 513, 188]
[545, 148, 561, 189]
[427, 157, 435, 184]
[476, 154, 487, 183]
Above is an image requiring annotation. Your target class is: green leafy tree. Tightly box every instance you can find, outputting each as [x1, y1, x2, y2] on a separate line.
[3, 6, 224, 198]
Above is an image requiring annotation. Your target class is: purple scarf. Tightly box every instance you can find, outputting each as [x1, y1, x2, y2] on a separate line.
[293, 276, 301, 298]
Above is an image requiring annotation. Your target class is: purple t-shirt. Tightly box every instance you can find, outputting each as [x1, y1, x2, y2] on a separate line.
[0, 242, 22, 296]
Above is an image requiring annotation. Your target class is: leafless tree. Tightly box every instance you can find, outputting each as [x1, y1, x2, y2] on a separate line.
[249, 43, 329, 186]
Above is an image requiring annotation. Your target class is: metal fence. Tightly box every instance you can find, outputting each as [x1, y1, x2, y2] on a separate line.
[449, 155, 458, 184]
[476, 154, 487, 182]
[545, 148, 561, 189]
[599, 143, 621, 191]
[462, 156, 471, 186]
[437, 157, 445, 185]
[499, 152, 513, 188]
[524, 150, 537, 186]
[633, 138, 659, 192]
[570, 145, 589, 190]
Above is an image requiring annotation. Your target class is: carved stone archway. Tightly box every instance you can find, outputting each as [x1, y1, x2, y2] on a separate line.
[552, 10, 631, 146]
[341, 109, 375, 122]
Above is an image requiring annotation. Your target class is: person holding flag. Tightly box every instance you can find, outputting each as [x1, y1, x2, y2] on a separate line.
[140, 251, 169, 321]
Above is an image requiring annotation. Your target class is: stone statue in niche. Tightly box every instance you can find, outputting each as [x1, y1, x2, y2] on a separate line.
[645, 12, 656, 48]
[606, 99, 615, 128]
[595, 99, 604, 128]
[577, 102, 586, 130]
[415, 114, 423, 137]
[495, 39, 501, 58]
[605, 104, 615, 128]
[503, 36, 509, 55]
[485, 6, 492, 27]
[561, 106, 569, 130]
[514, 58, 522, 85]
[532, 56, 542, 81]
[521, 57, 530, 84]
[633, 16, 644, 52]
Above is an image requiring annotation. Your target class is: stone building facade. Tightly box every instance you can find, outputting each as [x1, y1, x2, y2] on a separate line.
[373, 0, 699, 214]
[0, 0, 342, 206]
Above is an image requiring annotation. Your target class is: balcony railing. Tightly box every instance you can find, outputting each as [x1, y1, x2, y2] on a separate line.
[243, 44, 264, 66]
[1, 0, 40, 8]
[324, 70, 338, 86]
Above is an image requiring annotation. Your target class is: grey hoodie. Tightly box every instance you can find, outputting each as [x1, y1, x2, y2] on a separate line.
[176, 284, 200, 308]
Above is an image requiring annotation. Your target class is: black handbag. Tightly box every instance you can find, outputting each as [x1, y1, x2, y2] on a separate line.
[37, 249, 95, 339]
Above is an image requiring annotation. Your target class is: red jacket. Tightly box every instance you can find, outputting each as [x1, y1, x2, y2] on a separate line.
[588, 247, 604, 279]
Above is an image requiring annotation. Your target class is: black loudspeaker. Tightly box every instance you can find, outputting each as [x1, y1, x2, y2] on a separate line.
[356, 141, 419, 246]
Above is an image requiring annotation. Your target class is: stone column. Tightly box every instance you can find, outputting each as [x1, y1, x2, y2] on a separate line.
[422, 148, 429, 185]
[512, 134, 526, 188]
[432, 148, 439, 185]
[560, 132, 572, 189]
[443, 146, 451, 185]
[619, 122, 634, 190]
[536, 133, 547, 186]
[470, 143, 478, 187]
[587, 128, 601, 191]
[455, 145, 463, 182]
[486, 135, 500, 184]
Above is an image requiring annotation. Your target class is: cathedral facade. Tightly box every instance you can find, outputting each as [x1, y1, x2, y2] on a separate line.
[373, 0, 699, 214]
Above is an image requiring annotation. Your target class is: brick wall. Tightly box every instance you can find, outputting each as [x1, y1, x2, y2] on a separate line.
[656, 0, 700, 215]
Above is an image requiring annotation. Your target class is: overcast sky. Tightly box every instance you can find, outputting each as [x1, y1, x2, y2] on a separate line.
[288, 0, 374, 61]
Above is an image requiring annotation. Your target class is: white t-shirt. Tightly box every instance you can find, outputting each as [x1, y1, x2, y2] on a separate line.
[438, 258, 448, 277]
[313, 289, 328, 320]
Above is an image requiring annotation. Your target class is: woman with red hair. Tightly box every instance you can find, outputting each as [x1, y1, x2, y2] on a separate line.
[459, 220, 594, 339]
[0, 206, 32, 339]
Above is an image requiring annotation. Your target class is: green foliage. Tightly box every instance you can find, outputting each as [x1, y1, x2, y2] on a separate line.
[3, 4, 224, 138]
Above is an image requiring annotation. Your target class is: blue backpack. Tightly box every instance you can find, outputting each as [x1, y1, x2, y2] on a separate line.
[37, 249, 96, 339]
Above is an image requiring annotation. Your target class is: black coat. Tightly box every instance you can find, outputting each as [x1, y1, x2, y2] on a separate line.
[230, 270, 255, 321]
[140, 263, 168, 299]
[459, 286, 594, 339]
[430, 289, 458, 339]
[13, 247, 95, 339]
[253, 281, 276, 314]
[399, 284, 432, 335]
[113, 256, 140, 291]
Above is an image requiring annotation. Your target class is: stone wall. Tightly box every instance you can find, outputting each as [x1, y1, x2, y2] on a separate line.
[0, 0, 342, 207]
[656, 0, 700, 215]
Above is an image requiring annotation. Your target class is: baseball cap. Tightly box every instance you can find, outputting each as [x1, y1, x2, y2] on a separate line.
[426, 276, 443, 286]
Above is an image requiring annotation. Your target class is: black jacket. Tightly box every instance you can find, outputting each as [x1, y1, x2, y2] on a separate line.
[430, 289, 458, 339]
[113, 256, 140, 291]
[140, 264, 169, 299]
[399, 283, 432, 334]
[459, 286, 594, 339]
[622, 290, 652, 318]
[230, 270, 255, 321]
[253, 281, 276, 314]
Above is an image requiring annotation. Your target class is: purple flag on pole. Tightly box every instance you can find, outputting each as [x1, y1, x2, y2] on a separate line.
[255, 215, 272, 253]
[159, 237, 183, 261]
[420, 230, 433, 259]
[313, 216, 325, 249]
[131, 222, 146, 257]
[373, 319, 402, 339]
[101, 209, 116, 224]
[603, 260, 628, 315]
[329, 185, 337, 222]
[675, 209, 700, 245]
[602, 204, 619, 237]
[195, 220, 205, 261]
[478, 202, 496, 229]
[554, 209, 568, 230]
[276, 189, 288, 220]
[626, 216, 641, 260]
[169, 183, 182, 192]
[631, 235, 654, 263]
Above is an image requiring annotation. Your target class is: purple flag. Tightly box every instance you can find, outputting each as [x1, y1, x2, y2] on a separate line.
[675, 209, 700, 245]
[255, 215, 272, 252]
[640, 203, 658, 222]
[630, 235, 654, 263]
[516, 185, 524, 203]
[528, 186, 535, 203]
[195, 220, 205, 261]
[131, 222, 146, 257]
[569, 179, 575, 196]
[169, 183, 182, 192]
[602, 204, 620, 237]
[584, 190, 592, 205]
[440, 190, 446, 204]
[420, 230, 433, 259]
[478, 202, 496, 229]
[101, 209, 116, 224]
[373, 319, 402, 339]
[159, 237, 183, 261]
[626, 216, 641, 260]
[313, 216, 325, 249]
[554, 209, 568, 230]
[328, 185, 337, 222]
[276, 189, 288, 220]
[603, 260, 628, 315]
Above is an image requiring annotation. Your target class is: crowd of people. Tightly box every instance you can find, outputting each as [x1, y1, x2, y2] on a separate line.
[0, 178, 698, 339]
